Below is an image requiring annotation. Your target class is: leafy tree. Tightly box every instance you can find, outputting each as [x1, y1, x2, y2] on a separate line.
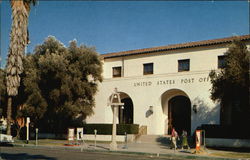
[18, 37, 103, 134]
[6, 0, 36, 135]
[209, 39, 250, 125]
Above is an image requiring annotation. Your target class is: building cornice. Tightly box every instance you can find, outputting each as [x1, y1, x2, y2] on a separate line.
[101, 34, 250, 59]
[103, 70, 213, 82]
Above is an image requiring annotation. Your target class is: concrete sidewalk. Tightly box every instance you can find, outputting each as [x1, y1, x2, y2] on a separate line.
[12, 140, 250, 160]
[94, 142, 250, 160]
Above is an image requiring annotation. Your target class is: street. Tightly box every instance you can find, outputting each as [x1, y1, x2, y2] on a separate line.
[0, 146, 202, 160]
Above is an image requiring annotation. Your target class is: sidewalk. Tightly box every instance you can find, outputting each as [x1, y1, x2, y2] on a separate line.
[12, 140, 250, 160]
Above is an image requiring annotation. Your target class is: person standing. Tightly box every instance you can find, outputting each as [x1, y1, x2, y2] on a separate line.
[171, 128, 179, 150]
[181, 130, 190, 149]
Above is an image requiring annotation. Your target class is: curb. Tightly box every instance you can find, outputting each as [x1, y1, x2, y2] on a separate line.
[12, 143, 240, 160]
[110, 150, 239, 160]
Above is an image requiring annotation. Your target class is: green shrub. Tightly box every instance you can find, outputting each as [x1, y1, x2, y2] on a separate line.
[82, 124, 139, 135]
[117, 124, 139, 135]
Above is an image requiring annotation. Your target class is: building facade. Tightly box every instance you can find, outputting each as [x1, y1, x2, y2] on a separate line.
[87, 35, 250, 135]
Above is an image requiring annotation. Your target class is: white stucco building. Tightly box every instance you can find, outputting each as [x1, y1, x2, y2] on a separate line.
[87, 35, 250, 135]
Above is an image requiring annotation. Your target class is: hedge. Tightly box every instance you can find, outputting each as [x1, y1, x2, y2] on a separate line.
[82, 124, 139, 135]
[199, 124, 250, 139]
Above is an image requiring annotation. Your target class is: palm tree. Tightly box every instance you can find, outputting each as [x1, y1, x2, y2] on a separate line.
[6, 0, 36, 135]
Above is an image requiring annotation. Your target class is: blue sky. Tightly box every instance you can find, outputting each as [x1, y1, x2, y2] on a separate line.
[1, 1, 249, 67]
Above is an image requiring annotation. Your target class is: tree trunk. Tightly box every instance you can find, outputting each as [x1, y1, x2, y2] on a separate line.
[6, 0, 30, 136]
[221, 103, 232, 126]
[7, 97, 12, 135]
[16, 128, 21, 139]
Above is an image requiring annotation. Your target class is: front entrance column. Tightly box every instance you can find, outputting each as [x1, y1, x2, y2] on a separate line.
[110, 105, 118, 150]
[109, 88, 124, 150]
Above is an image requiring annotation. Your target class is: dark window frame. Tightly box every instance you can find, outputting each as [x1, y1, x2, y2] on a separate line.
[143, 63, 154, 75]
[218, 55, 226, 69]
[178, 59, 190, 72]
[112, 66, 122, 78]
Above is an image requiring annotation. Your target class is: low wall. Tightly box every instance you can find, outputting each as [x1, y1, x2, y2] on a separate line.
[82, 134, 124, 142]
[31, 133, 67, 139]
[0, 134, 14, 143]
[31, 133, 135, 142]
[206, 138, 250, 148]
[83, 134, 135, 142]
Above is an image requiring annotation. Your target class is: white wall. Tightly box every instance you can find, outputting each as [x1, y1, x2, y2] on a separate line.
[87, 43, 250, 135]
[103, 45, 230, 79]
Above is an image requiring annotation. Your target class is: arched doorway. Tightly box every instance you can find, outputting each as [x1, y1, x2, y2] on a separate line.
[119, 97, 133, 124]
[161, 89, 191, 135]
[109, 92, 133, 124]
[168, 96, 191, 135]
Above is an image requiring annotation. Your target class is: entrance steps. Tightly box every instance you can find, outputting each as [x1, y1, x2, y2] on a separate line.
[135, 135, 171, 145]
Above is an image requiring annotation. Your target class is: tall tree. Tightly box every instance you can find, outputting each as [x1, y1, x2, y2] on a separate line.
[6, 0, 36, 135]
[209, 39, 250, 125]
[18, 37, 103, 134]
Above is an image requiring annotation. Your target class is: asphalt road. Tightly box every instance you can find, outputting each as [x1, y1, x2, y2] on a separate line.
[0, 146, 199, 160]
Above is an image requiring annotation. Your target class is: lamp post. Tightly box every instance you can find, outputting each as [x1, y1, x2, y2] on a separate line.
[35, 128, 38, 146]
[26, 117, 30, 144]
[94, 129, 97, 150]
[109, 88, 124, 150]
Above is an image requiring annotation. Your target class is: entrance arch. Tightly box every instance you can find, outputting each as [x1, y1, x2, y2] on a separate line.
[120, 97, 133, 124]
[161, 89, 191, 135]
[168, 96, 191, 135]
[109, 92, 134, 124]
[119, 92, 134, 124]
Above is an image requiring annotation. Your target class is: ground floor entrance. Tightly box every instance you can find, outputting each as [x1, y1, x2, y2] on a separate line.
[161, 89, 191, 136]
[88, 72, 220, 135]
[167, 95, 191, 135]
[119, 97, 133, 124]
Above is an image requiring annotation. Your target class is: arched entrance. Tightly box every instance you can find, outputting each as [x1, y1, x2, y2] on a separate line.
[119, 97, 133, 124]
[168, 96, 191, 135]
[161, 89, 191, 135]
[109, 92, 133, 124]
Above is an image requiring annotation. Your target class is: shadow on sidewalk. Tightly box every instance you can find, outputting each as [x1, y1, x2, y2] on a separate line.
[88, 144, 109, 150]
[1, 153, 56, 160]
[156, 136, 195, 149]
[156, 136, 172, 149]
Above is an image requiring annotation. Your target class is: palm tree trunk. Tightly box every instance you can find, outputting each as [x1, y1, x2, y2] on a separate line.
[6, 97, 12, 135]
[6, 0, 35, 136]
[6, 0, 29, 135]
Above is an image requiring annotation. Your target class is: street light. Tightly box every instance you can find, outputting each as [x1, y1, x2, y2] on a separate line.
[26, 117, 30, 144]
[109, 88, 124, 150]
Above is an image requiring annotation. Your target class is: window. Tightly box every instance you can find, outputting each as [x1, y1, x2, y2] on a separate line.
[112, 66, 122, 78]
[218, 55, 226, 69]
[143, 63, 153, 75]
[178, 59, 190, 72]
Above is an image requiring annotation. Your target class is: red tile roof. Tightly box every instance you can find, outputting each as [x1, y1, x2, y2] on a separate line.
[101, 34, 250, 59]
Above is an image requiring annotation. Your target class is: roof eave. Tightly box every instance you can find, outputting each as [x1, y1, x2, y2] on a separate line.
[101, 35, 250, 59]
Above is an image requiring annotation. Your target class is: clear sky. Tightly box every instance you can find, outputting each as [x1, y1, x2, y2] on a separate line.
[1, 1, 249, 67]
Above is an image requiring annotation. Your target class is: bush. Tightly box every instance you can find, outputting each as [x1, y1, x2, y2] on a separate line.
[199, 124, 250, 139]
[117, 124, 139, 135]
[82, 124, 139, 135]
